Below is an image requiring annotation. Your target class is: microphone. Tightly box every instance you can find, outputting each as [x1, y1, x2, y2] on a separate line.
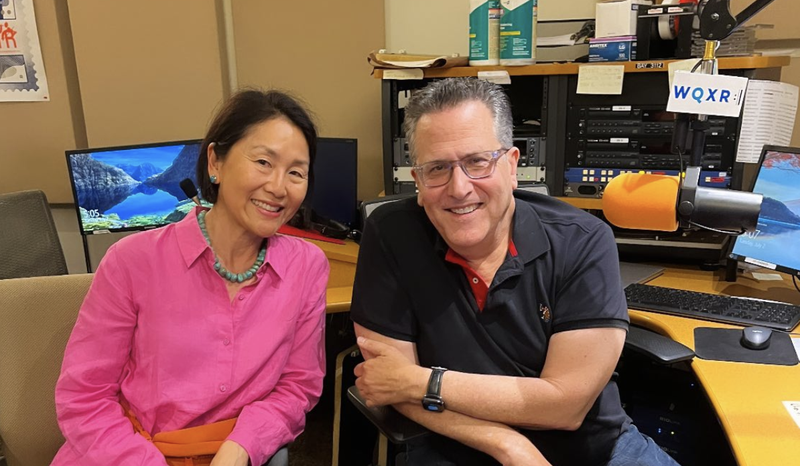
[603, 173, 681, 232]
[602, 167, 763, 233]
[180, 178, 202, 207]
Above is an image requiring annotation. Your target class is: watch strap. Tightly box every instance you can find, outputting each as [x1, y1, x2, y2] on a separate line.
[426, 366, 447, 397]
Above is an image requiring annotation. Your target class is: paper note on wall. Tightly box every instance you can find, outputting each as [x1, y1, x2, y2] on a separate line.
[736, 80, 799, 163]
[577, 65, 625, 95]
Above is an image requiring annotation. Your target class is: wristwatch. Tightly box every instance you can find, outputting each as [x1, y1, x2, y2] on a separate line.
[421, 366, 448, 413]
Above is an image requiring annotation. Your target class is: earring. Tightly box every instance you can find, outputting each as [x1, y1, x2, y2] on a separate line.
[210, 175, 218, 184]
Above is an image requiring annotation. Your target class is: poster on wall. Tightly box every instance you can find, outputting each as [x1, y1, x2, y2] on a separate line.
[0, 0, 49, 102]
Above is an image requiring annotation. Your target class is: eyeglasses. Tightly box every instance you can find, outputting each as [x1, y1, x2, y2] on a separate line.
[413, 149, 510, 188]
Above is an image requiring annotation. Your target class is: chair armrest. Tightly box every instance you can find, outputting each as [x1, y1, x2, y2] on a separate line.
[346, 386, 429, 444]
[625, 326, 695, 365]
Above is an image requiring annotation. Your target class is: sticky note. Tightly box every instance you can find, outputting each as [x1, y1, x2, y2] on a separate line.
[577, 65, 625, 95]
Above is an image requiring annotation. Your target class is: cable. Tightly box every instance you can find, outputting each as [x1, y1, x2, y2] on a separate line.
[794, 275, 800, 294]
[688, 221, 745, 236]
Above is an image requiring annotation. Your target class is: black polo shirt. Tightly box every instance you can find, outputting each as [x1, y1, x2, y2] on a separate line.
[351, 191, 631, 466]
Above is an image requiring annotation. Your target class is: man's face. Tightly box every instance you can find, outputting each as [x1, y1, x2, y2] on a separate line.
[411, 100, 519, 256]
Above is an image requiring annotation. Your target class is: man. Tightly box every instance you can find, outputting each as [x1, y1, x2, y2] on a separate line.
[350, 78, 679, 466]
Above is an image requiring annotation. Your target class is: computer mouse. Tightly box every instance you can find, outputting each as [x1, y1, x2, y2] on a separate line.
[740, 326, 772, 350]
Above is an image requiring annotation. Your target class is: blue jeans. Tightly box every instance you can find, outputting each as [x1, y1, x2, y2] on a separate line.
[401, 424, 680, 466]
[607, 424, 681, 466]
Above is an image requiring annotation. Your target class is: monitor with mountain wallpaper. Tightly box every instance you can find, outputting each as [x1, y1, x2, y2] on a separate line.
[66, 140, 202, 234]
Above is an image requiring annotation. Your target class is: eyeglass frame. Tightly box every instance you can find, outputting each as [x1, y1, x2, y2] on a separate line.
[412, 148, 512, 188]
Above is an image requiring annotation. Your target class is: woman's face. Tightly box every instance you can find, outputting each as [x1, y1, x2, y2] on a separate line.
[208, 117, 310, 238]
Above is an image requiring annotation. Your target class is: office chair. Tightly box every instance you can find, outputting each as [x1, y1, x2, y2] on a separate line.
[344, 326, 694, 466]
[0, 274, 93, 466]
[0, 190, 68, 280]
[0, 274, 288, 466]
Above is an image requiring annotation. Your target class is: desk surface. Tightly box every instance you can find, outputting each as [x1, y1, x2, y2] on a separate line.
[309, 238, 357, 314]
[632, 265, 800, 466]
[318, 237, 800, 464]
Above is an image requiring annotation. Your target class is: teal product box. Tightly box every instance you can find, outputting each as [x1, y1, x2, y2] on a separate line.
[499, 0, 537, 65]
[588, 36, 637, 62]
[470, 0, 501, 65]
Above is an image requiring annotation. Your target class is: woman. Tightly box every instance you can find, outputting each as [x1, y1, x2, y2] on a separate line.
[53, 90, 329, 466]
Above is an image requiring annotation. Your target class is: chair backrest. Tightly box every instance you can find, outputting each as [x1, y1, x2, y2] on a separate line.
[358, 194, 415, 229]
[516, 182, 549, 196]
[0, 273, 93, 466]
[0, 190, 68, 279]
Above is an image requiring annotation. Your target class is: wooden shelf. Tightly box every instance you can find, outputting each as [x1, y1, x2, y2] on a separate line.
[374, 56, 790, 79]
[556, 196, 604, 211]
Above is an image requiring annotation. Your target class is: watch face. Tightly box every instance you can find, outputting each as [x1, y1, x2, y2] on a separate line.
[422, 396, 445, 412]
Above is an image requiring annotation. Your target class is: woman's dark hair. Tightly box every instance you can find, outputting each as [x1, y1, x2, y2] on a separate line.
[197, 89, 318, 204]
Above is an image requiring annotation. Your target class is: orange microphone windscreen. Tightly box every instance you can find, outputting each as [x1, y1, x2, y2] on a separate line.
[602, 173, 680, 231]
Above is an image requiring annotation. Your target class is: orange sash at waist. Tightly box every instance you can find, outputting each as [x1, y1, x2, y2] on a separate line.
[122, 400, 237, 466]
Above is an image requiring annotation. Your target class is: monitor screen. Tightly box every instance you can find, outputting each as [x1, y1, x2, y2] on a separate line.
[730, 146, 800, 277]
[66, 140, 202, 235]
[313, 138, 358, 227]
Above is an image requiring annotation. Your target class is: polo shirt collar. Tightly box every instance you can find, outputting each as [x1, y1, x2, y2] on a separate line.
[510, 197, 550, 264]
[431, 195, 550, 263]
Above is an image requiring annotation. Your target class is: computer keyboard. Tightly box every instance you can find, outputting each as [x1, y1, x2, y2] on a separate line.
[625, 283, 800, 331]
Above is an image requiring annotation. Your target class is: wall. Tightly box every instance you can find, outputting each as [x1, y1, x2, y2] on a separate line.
[385, 0, 469, 56]
[67, 0, 226, 148]
[0, 0, 82, 203]
[232, 0, 386, 200]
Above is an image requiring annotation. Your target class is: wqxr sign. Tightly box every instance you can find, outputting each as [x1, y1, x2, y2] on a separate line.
[667, 71, 749, 118]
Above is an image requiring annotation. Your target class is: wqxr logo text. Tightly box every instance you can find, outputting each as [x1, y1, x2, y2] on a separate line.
[672, 84, 744, 104]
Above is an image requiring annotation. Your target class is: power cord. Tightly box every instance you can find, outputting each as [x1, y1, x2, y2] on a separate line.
[688, 221, 746, 236]
[794, 275, 800, 294]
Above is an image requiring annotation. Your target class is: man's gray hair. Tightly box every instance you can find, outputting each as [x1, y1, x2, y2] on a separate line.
[402, 78, 514, 164]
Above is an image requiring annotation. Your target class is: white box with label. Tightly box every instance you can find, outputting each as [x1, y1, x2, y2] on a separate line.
[595, 0, 653, 39]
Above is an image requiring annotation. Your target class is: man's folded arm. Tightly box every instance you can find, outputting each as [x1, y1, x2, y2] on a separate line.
[353, 323, 550, 465]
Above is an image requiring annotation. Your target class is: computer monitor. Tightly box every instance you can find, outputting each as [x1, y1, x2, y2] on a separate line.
[66, 140, 202, 235]
[730, 145, 800, 279]
[313, 138, 358, 227]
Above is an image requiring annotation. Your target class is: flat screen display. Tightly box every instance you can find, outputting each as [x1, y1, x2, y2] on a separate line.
[730, 146, 800, 277]
[66, 140, 202, 234]
[313, 138, 358, 227]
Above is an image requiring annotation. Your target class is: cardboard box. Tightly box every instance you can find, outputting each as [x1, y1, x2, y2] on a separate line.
[595, 0, 652, 39]
[589, 36, 637, 62]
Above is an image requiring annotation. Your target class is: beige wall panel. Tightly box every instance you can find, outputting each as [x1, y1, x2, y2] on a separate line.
[232, 0, 385, 200]
[730, 0, 799, 41]
[0, 0, 82, 203]
[385, 0, 468, 56]
[67, 0, 225, 148]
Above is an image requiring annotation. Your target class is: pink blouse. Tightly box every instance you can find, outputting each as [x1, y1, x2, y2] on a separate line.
[53, 208, 329, 466]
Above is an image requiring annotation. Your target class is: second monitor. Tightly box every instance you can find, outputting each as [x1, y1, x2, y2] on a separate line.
[313, 138, 358, 228]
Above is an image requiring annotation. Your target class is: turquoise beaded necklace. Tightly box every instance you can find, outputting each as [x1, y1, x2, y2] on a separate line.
[197, 210, 267, 283]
